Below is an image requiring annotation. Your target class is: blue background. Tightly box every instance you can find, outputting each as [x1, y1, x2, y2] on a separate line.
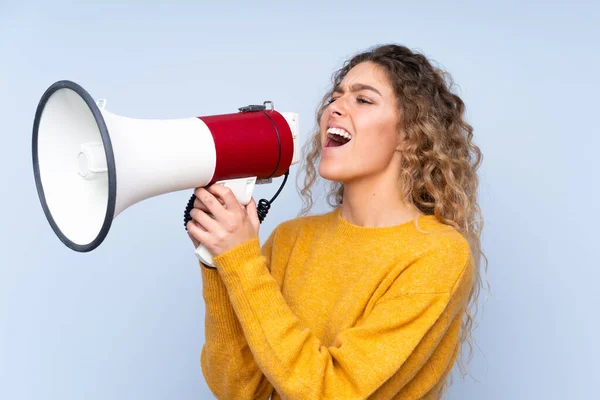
[1, 1, 598, 398]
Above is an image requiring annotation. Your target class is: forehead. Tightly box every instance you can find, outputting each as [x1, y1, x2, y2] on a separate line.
[338, 61, 393, 94]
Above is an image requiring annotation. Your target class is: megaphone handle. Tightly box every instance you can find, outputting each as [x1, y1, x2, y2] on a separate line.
[195, 244, 217, 268]
[192, 177, 258, 268]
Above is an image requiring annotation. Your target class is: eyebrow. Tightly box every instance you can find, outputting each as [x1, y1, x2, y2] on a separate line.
[333, 83, 382, 97]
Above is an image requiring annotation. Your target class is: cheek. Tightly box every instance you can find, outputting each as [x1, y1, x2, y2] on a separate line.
[357, 124, 398, 157]
[357, 142, 396, 170]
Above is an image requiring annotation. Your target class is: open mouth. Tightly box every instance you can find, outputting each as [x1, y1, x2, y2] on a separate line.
[325, 127, 352, 148]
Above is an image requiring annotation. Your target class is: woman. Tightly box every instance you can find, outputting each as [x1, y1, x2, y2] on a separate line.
[186, 44, 486, 399]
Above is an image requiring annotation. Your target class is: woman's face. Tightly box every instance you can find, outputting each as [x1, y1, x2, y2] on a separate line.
[319, 61, 402, 185]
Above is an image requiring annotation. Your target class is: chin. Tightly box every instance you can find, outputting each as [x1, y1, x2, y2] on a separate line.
[318, 164, 350, 183]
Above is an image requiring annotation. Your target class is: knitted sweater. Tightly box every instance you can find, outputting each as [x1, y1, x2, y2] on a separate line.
[200, 207, 474, 400]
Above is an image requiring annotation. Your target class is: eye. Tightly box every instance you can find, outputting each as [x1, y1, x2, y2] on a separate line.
[357, 97, 372, 105]
[327, 97, 339, 105]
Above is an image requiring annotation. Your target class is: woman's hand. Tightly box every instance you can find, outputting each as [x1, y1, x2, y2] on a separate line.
[186, 184, 260, 257]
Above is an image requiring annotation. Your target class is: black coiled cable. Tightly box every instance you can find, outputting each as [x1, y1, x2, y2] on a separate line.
[257, 170, 288, 223]
[183, 194, 196, 231]
[183, 170, 289, 230]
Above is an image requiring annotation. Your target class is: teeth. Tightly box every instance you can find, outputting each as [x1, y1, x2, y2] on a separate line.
[327, 127, 352, 140]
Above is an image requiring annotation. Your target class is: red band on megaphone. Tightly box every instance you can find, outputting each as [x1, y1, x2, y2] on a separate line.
[199, 110, 294, 183]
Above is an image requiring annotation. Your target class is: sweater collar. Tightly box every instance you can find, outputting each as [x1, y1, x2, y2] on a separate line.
[330, 207, 439, 239]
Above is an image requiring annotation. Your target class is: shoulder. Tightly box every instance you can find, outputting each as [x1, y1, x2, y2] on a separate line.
[394, 217, 473, 296]
[418, 217, 472, 266]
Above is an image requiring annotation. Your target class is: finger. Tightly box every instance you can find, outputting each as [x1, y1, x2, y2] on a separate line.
[193, 199, 217, 212]
[245, 198, 260, 231]
[194, 196, 224, 210]
[190, 208, 221, 233]
[187, 230, 200, 247]
[194, 187, 228, 221]
[187, 220, 209, 246]
[207, 184, 242, 216]
[193, 198, 209, 211]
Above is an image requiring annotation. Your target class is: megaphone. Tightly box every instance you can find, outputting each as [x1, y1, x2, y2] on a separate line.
[32, 80, 299, 267]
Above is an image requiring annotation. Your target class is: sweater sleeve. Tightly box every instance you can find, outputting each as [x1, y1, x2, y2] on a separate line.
[199, 230, 279, 400]
[212, 238, 471, 400]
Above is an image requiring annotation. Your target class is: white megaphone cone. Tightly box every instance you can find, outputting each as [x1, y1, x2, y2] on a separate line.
[32, 80, 299, 267]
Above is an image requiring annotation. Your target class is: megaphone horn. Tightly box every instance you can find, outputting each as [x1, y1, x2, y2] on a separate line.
[32, 80, 300, 261]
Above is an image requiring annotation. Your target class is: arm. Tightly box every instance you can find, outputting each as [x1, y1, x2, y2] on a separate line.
[200, 230, 279, 400]
[212, 238, 472, 399]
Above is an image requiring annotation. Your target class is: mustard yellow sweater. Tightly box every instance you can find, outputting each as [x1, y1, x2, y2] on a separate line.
[200, 208, 474, 400]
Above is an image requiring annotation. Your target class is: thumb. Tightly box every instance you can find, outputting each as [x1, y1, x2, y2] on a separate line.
[245, 198, 261, 232]
[188, 231, 200, 248]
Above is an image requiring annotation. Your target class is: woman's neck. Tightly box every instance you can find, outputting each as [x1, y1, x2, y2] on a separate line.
[339, 173, 423, 228]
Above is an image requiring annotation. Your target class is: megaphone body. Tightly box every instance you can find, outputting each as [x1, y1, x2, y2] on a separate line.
[32, 80, 299, 266]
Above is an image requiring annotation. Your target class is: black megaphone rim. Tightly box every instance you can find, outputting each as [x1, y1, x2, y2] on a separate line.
[32, 80, 117, 252]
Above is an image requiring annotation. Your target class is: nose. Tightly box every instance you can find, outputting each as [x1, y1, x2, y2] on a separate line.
[328, 97, 346, 117]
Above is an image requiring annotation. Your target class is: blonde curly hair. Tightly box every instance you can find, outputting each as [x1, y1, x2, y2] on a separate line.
[296, 44, 488, 395]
